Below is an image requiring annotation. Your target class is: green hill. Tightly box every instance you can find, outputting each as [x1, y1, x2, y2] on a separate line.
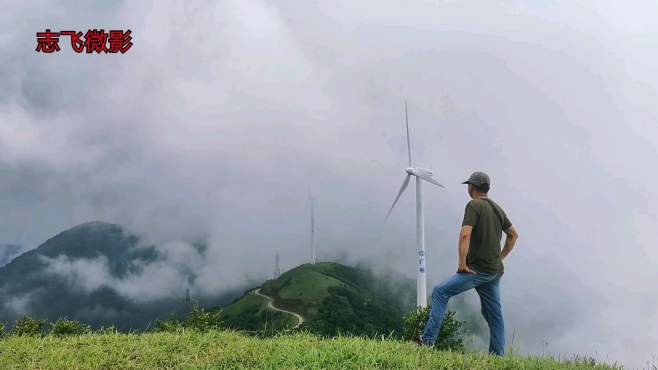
[0, 330, 619, 369]
[220, 262, 416, 337]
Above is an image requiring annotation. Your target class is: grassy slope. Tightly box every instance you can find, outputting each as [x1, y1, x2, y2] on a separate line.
[264, 262, 344, 318]
[0, 331, 618, 370]
[222, 292, 268, 316]
[221, 291, 297, 332]
[223, 262, 413, 336]
[224, 262, 347, 324]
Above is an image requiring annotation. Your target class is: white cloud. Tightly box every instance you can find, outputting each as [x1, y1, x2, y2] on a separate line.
[4, 294, 32, 315]
[40, 241, 209, 303]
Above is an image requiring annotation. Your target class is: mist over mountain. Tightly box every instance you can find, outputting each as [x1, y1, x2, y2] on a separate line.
[0, 222, 425, 336]
[0, 222, 241, 330]
[0, 244, 22, 267]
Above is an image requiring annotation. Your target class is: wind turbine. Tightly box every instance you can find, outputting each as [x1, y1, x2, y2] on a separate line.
[385, 101, 445, 308]
[309, 194, 316, 265]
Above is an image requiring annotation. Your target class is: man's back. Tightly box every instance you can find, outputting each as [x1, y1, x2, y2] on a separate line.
[462, 198, 512, 274]
[421, 171, 519, 356]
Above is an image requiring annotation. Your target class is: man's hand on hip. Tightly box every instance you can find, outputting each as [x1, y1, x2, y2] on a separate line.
[457, 264, 477, 274]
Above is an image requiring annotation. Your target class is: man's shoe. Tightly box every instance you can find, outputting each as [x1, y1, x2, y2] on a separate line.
[413, 336, 431, 347]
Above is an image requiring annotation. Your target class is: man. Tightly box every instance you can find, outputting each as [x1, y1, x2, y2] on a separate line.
[420, 171, 519, 356]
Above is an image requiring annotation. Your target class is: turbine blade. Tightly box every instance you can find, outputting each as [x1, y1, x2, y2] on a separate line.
[417, 172, 445, 188]
[405, 100, 412, 166]
[385, 174, 411, 222]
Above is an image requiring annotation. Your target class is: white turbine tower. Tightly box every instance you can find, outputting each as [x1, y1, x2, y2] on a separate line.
[309, 194, 316, 265]
[385, 101, 445, 308]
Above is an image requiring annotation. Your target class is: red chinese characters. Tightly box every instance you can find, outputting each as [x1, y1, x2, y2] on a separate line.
[108, 30, 132, 53]
[84, 29, 109, 53]
[60, 31, 84, 53]
[36, 29, 132, 54]
[35, 29, 60, 53]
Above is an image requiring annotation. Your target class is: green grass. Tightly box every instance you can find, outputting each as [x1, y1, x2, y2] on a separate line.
[0, 330, 618, 370]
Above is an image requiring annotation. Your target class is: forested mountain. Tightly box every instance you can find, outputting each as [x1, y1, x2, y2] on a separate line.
[0, 222, 236, 330]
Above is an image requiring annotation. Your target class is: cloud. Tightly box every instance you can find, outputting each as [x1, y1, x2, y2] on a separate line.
[3, 293, 32, 315]
[1, 0, 657, 367]
[40, 240, 209, 303]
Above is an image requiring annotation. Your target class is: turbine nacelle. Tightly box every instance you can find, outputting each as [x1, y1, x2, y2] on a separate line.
[385, 167, 444, 223]
[405, 167, 433, 177]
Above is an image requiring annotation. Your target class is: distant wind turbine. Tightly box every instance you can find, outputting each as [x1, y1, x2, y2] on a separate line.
[309, 194, 316, 265]
[385, 101, 445, 308]
[274, 251, 281, 279]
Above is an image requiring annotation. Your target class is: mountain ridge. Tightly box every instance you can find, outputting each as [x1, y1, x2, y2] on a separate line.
[0, 243, 22, 267]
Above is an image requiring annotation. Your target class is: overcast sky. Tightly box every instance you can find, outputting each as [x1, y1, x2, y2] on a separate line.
[2, 0, 658, 367]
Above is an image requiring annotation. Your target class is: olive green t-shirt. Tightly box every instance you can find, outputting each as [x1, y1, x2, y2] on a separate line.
[461, 198, 512, 274]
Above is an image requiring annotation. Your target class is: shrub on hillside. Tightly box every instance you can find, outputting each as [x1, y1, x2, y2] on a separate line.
[51, 319, 91, 336]
[156, 305, 223, 332]
[0, 322, 5, 338]
[11, 315, 48, 336]
[403, 306, 465, 352]
[155, 314, 183, 332]
[185, 305, 223, 331]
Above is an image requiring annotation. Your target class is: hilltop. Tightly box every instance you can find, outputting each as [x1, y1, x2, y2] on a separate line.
[220, 262, 416, 336]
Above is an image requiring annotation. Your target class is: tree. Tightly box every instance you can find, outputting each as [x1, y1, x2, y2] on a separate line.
[155, 305, 223, 332]
[403, 306, 466, 352]
[51, 319, 92, 336]
[11, 316, 48, 336]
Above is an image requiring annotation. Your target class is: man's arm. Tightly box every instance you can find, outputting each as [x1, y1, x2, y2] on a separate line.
[500, 225, 519, 261]
[458, 225, 476, 274]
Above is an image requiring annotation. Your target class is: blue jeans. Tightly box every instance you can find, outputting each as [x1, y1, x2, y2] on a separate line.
[421, 270, 505, 355]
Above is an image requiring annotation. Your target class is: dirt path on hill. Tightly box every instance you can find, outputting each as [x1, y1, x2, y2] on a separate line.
[253, 288, 304, 329]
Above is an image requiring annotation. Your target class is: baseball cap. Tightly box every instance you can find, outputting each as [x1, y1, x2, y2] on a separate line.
[462, 171, 490, 186]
